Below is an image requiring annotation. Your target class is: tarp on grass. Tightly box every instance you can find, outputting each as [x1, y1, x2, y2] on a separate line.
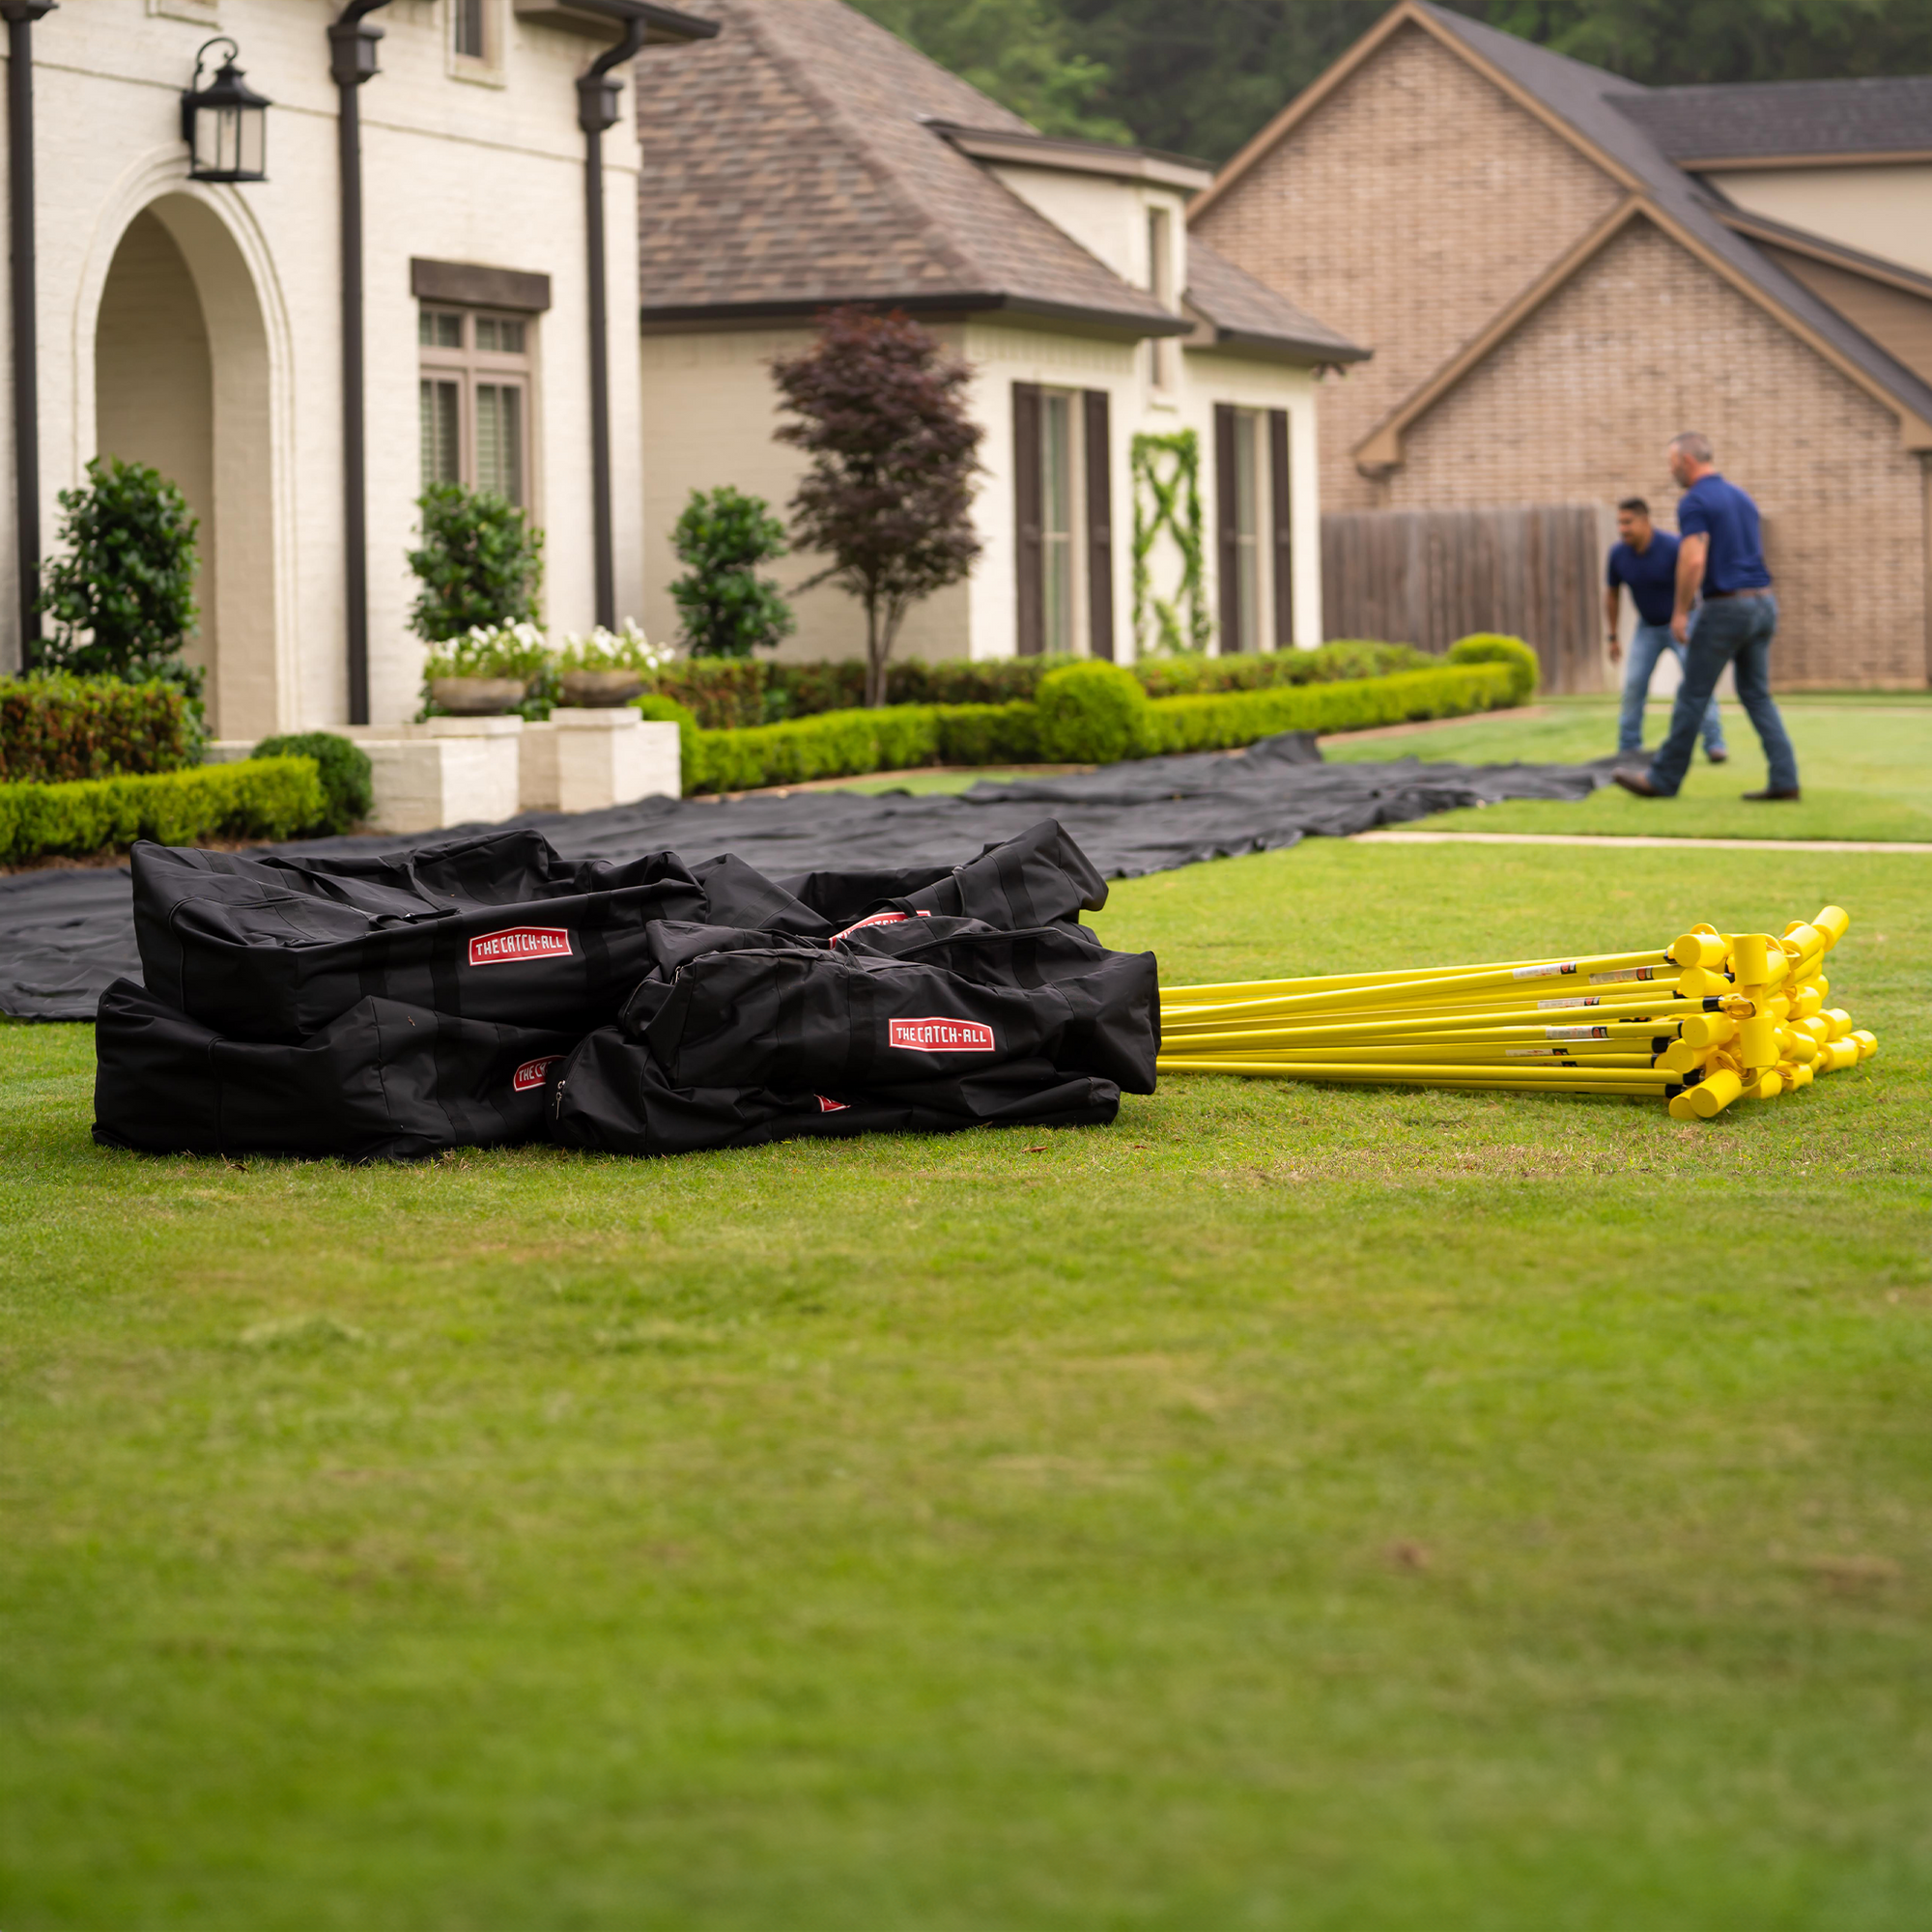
[0, 732, 1613, 1021]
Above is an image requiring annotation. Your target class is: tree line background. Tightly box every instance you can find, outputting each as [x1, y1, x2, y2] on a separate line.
[854, 0, 1932, 164]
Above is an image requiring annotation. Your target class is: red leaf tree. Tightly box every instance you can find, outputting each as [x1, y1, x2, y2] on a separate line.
[772, 308, 983, 707]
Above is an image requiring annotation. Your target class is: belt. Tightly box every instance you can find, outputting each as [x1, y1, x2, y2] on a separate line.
[1704, 587, 1771, 601]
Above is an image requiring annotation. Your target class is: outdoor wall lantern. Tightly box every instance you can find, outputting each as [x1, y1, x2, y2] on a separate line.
[181, 39, 271, 184]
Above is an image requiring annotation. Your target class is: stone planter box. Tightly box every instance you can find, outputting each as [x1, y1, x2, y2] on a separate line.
[521, 711, 679, 813]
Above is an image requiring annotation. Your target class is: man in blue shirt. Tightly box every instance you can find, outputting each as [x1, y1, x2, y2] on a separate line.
[1615, 432, 1800, 802]
[1605, 497, 1725, 761]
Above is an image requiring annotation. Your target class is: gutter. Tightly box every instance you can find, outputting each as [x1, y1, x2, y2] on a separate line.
[639, 290, 1196, 340]
[2, 0, 54, 668]
[327, 0, 390, 725]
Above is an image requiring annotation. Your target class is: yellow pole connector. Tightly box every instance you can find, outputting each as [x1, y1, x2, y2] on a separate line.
[1159, 906, 1872, 1122]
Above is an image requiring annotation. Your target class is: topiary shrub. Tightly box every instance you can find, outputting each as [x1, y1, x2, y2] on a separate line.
[0, 676, 199, 782]
[632, 694, 701, 795]
[1447, 634, 1540, 705]
[669, 486, 795, 658]
[1035, 661, 1151, 764]
[250, 732, 373, 835]
[407, 484, 544, 644]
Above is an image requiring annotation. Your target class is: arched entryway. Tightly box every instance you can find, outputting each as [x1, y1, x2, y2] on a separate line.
[93, 194, 276, 739]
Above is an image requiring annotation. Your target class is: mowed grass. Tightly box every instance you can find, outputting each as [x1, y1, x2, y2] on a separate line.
[2, 837, 1930, 1929]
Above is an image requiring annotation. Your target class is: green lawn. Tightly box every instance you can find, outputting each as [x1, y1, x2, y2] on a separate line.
[3, 820, 1928, 1927]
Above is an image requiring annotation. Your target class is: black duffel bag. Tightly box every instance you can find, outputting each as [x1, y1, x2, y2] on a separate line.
[94, 978, 575, 1162]
[549, 1027, 1121, 1156]
[133, 832, 707, 1041]
[633, 940, 1159, 1095]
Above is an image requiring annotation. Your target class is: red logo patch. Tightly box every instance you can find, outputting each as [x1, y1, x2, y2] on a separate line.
[831, 909, 932, 944]
[815, 1094, 850, 1113]
[888, 1016, 995, 1053]
[469, 926, 573, 967]
[512, 1056, 561, 1093]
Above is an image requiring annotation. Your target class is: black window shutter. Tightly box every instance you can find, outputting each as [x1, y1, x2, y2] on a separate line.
[1083, 389, 1114, 661]
[1268, 408, 1293, 649]
[1213, 402, 1239, 653]
[1012, 383, 1043, 658]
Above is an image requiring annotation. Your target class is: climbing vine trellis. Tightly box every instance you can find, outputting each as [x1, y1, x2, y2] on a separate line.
[1130, 429, 1211, 656]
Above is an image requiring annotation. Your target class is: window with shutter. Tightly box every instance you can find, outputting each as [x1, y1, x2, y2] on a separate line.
[417, 305, 534, 506]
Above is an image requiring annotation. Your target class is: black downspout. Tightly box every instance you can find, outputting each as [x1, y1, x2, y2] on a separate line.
[578, 22, 644, 633]
[329, 0, 389, 724]
[3, 0, 54, 669]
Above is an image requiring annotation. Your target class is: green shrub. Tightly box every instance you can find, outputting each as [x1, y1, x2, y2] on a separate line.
[0, 676, 200, 782]
[632, 695, 701, 795]
[932, 701, 1040, 766]
[250, 733, 373, 836]
[1035, 662, 1152, 764]
[650, 659, 771, 730]
[887, 657, 1076, 708]
[408, 484, 544, 644]
[1132, 641, 1435, 697]
[36, 458, 201, 696]
[1447, 634, 1541, 705]
[0, 757, 325, 866]
[1142, 665, 1515, 754]
[669, 486, 794, 658]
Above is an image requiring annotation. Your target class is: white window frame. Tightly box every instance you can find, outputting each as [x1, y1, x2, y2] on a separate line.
[418, 305, 537, 510]
[1227, 408, 1275, 656]
[1146, 204, 1180, 399]
[449, 0, 506, 84]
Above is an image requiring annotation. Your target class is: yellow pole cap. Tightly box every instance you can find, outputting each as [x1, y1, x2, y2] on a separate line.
[1810, 906, 1850, 950]
[1736, 1015, 1779, 1067]
[1825, 1009, 1853, 1041]
[1667, 1092, 1701, 1121]
[1688, 1069, 1744, 1118]
[1748, 1070, 1784, 1101]
[1680, 1012, 1736, 1050]
[1670, 931, 1729, 969]
[1853, 1030, 1878, 1060]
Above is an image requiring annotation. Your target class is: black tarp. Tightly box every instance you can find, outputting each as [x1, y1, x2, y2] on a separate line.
[1, 732, 1613, 1021]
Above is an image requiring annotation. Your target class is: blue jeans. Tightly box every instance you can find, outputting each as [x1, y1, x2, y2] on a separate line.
[1647, 594, 1798, 797]
[1619, 620, 1724, 755]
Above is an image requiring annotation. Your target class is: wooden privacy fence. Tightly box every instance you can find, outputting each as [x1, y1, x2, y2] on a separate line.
[1321, 505, 1609, 695]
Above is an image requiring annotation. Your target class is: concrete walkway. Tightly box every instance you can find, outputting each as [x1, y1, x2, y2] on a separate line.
[1355, 830, 1932, 855]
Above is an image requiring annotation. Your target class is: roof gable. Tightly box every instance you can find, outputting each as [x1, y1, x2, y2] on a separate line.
[1614, 75, 1932, 166]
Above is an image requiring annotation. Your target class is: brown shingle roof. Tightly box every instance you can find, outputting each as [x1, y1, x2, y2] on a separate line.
[632, 0, 1183, 334]
[1185, 238, 1369, 362]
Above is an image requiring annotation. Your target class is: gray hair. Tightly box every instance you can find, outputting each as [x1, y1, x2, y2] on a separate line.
[1670, 431, 1714, 464]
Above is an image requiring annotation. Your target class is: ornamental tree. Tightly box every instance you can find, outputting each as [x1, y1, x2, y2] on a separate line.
[37, 457, 201, 693]
[772, 307, 983, 707]
[669, 486, 796, 658]
[407, 483, 544, 643]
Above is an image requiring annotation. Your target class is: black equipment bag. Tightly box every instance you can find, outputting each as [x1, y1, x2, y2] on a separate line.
[132, 832, 707, 1041]
[93, 977, 574, 1163]
[633, 940, 1159, 1095]
[549, 1027, 1120, 1156]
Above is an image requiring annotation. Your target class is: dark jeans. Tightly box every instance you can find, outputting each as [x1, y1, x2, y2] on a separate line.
[1646, 594, 1797, 796]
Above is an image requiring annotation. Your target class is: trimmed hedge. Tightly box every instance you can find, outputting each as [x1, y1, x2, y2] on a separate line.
[650, 655, 1085, 726]
[675, 664, 1513, 795]
[251, 732, 373, 835]
[1133, 641, 1435, 697]
[0, 757, 326, 867]
[1142, 665, 1517, 754]
[0, 675, 202, 782]
[633, 695, 703, 795]
[1447, 633, 1541, 705]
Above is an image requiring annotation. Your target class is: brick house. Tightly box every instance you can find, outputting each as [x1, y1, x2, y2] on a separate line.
[1191, 1, 1932, 688]
[629, 0, 1365, 665]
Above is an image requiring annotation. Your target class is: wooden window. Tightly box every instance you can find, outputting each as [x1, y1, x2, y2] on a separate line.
[1215, 403, 1274, 654]
[1083, 390, 1115, 661]
[453, 0, 488, 61]
[1041, 391, 1077, 655]
[418, 305, 532, 505]
[1013, 383, 1043, 657]
[1147, 207, 1178, 393]
[1268, 408, 1293, 648]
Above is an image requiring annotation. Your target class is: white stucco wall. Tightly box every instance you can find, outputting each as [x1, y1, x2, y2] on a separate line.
[639, 314, 1327, 667]
[0, 0, 646, 732]
[1706, 163, 1932, 280]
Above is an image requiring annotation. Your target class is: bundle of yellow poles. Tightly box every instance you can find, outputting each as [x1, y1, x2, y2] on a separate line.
[1157, 904, 1875, 1121]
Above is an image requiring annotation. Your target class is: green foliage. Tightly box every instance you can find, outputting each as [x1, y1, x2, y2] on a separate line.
[0, 756, 325, 866]
[0, 676, 200, 782]
[250, 733, 373, 836]
[669, 489, 796, 660]
[1134, 642, 1437, 697]
[407, 485, 544, 645]
[1142, 665, 1516, 754]
[631, 694, 702, 795]
[933, 699, 1042, 766]
[36, 458, 201, 696]
[1448, 633, 1542, 705]
[1130, 432, 1209, 656]
[1035, 661, 1153, 763]
[1015, 0, 1932, 167]
[850, 0, 1132, 140]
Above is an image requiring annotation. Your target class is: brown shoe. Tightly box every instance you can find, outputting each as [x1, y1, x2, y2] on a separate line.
[1742, 787, 1801, 802]
[1613, 770, 1662, 798]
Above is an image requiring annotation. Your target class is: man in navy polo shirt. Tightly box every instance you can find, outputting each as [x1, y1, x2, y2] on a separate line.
[1605, 496, 1725, 761]
[1615, 433, 1800, 802]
